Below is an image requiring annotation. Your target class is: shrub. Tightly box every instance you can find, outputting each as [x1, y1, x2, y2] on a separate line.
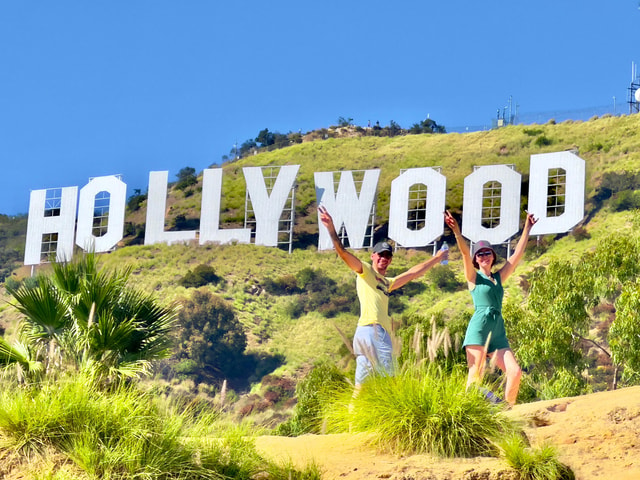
[179, 264, 221, 288]
[571, 226, 590, 241]
[126, 191, 147, 212]
[427, 265, 462, 291]
[260, 374, 297, 409]
[277, 268, 357, 319]
[173, 289, 247, 383]
[324, 363, 517, 457]
[174, 359, 199, 379]
[599, 171, 640, 193]
[263, 274, 301, 295]
[123, 222, 145, 242]
[284, 299, 305, 319]
[534, 135, 552, 147]
[523, 128, 544, 136]
[611, 190, 640, 212]
[275, 362, 349, 436]
[537, 368, 590, 400]
[4, 276, 20, 292]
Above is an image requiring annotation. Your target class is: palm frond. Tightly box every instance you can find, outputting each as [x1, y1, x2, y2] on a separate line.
[11, 277, 71, 342]
[0, 337, 43, 380]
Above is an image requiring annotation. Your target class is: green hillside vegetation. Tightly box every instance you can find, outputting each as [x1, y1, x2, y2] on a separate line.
[2, 114, 640, 478]
[3, 113, 640, 424]
[125, 114, 640, 237]
[0, 214, 26, 283]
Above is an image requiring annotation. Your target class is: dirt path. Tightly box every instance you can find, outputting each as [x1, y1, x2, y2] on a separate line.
[255, 386, 640, 479]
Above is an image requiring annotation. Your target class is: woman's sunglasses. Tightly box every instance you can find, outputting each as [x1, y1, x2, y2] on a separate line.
[476, 250, 493, 257]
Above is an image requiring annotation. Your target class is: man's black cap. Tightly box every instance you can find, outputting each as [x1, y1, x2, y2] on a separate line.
[372, 241, 393, 255]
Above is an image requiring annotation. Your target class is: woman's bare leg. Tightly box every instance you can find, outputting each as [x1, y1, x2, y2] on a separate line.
[465, 345, 488, 388]
[492, 348, 522, 406]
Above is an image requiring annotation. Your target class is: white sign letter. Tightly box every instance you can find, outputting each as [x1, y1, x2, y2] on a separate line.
[529, 151, 585, 235]
[76, 175, 126, 253]
[315, 170, 380, 250]
[388, 168, 446, 247]
[462, 165, 521, 244]
[145, 171, 197, 245]
[200, 168, 251, 245]
[24, 186, 78, 265]
[243, 165, 300, 246]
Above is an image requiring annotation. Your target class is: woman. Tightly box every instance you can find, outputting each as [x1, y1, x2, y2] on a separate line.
[444, 210, 537, 406]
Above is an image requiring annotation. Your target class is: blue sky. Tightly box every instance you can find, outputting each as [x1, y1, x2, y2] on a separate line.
[1, 1, 638, 215]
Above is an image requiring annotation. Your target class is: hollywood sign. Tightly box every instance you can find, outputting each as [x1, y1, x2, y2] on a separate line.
[24, 151, 585, 266]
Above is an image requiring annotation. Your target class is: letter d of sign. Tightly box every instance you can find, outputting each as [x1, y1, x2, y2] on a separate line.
[528, 151, 585, 236]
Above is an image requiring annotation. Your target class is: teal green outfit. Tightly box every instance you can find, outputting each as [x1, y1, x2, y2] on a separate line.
[463, 271, 510, 353]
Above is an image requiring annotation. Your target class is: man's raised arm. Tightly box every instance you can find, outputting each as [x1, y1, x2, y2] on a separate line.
[318, 205, 363, 274]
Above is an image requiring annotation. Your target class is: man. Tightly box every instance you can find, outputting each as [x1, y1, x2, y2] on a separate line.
[318, 205, 448, 387]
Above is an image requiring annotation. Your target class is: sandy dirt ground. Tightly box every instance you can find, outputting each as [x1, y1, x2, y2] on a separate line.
[255, 386, 640, 480]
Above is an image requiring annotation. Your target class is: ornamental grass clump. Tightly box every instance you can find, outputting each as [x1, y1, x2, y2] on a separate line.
[324, 363, 518, 458]
[498, 433, 574, 480]
[0, 376, 318, 479]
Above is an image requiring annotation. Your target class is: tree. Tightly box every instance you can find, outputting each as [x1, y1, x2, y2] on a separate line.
[256, 128, 275, 147]
[508, 221, 640, 395]
[387, 120, 402, 137]
[2, 253, 177, 384]
[174, 289, 247, 383]
[175, 166, 198, 191]
[273, 132, 290, 149]
[409, 118, 446, 135]
[611, 279, 640, 384]
[238, 139, 257, 157]
[127, 189, 147, 212]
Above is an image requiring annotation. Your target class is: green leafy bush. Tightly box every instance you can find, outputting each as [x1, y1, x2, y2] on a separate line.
[523, 128, 544, 136]
[599, 170, 640, 193]
[179, 264, 221, 288]
[3, 276, 20, 292]
[534, 135, 553, 147]
[264, 274, 301, 295]
[570, 226, 590, 241]
[427, 265, 462, 291]
[273, 268, 357, 319]
[173, 289, 247, 383]
[537, 368, 589, 400]
[275, 362, 349, 436]
[611, 190, 640, 212]
[126, 190, 147, 212]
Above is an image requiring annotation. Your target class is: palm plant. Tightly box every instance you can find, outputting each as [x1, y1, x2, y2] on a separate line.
[2, 253, 177, 384]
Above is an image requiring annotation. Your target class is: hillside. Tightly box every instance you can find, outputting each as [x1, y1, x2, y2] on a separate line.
[2, 114, 640, 409]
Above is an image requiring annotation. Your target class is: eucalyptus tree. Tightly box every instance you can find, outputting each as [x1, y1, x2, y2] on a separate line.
[1, 253, 177, 384]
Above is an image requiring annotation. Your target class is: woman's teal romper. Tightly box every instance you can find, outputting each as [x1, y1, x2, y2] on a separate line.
[462, 271, 510, 353]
